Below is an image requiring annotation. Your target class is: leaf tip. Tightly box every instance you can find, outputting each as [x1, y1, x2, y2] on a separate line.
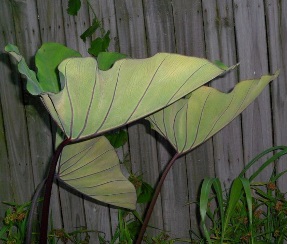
[213, 60, 229, 71]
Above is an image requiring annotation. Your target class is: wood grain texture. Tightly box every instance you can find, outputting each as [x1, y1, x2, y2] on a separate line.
[10, 0, 54, 187]
[143, 0, 176, 55]
[115, 0, 147, 57]
[36, 0, 66, 43]
[83, 201, 111, 243]
[172, 0, 205, 57]
[36, 0, 67, 229]
[171, 0, 216, 235]
[233, 0, 273, 180]
[114, 0, 164, 236]
[141, 0, 191, 238]
[89, 0, 118, 52]
[58, 188, 87, 232]
[0, 0, 35, 204]
[0, 62, 13, 219]
[61, 0, 91, 55]
[202, 0, 244, 189]
[0, 2, 15, 216]
[265, 0, 287, 191]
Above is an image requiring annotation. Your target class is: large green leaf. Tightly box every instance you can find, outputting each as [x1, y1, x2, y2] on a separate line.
[57, 136, 136, 209]
[147, 72, 278, 154]
[5, 43, 81, 94]
[97, 52, 127, 71]
[36, 43, 81, 93]
[40, 54, 228, 139]
[5, 44, 43, 95]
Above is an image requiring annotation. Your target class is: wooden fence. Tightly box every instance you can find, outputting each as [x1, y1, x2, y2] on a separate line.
[1, 0, 287, 242]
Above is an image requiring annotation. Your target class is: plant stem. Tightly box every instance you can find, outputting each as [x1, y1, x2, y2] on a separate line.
[25, 179, 46, 244]
[39, 138, 71, 243]
[136, 152, 180, 244]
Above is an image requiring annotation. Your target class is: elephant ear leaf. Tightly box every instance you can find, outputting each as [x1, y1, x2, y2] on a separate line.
[147, 72, 279, 154]
[57, 136, 136, 209]
[40, 54, 229, 140]
[5, 44, 43, 95]
[36, 42, 81, 93]
[5, 43, 81, 94]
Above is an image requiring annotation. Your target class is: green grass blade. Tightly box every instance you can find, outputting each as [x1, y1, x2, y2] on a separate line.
[200, 178, 224, 243]
[211, 179, 224, 243]
[223, 178, 243, 239]
[200, 178, 217, 243]
[272, 169, 287, 182]
[239, 177, 253, 243]
[249, 149, 287, 181]
[239, 146, 287, 178]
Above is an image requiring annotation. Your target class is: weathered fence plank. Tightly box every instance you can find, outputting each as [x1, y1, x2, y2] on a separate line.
[0, 56, 13, 218]
[114, 0, 165, 237]
[142, 0, 191, 238]
[10, 0, 55, 206]
[36, 0, 68, 230]
[0, 2, 17, 219]
[172, 0, 216, 236]
[265, 0, 287, 191]
[172, 0, 205, 57]
[233, 0, 273, 180]
[202, 0, 244, 189]
[36, 0, 66, 43]
[0, 0, 35, 205]
[89, 0, 119, 52]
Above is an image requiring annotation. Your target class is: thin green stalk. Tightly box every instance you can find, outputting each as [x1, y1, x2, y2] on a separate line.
[135, 153, 180, 244]
[85, 0, 96, 17]
[84, 0, 105, 35]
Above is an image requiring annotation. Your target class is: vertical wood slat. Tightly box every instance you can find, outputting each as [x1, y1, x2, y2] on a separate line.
[202, 0, 244, 189]
[265, 1, 287, 191]
[35, 0, 67, 230]
[172, 0, 205, 57]
[11, 0, 54, 194]
[141, 0, 192, 238]
[0, 53, 13, 219]
[89, 0, 119, 52]
[172, 0, 217, 235]
[233, 0, 273, 180]
[0, 0, 35, 205]
[171, 0, 215, 235]
[0, 2, 16, 219]
[113, 0, 165, 237]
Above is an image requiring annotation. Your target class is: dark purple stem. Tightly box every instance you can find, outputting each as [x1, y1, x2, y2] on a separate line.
[136, 153, 180, 244]
[39, 138, 71, 243]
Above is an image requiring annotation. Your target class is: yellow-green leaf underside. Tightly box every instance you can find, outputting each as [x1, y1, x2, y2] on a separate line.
[57, 136, 136, 209]
[147, 72, 279, 154]
[41, 54, 227, 139]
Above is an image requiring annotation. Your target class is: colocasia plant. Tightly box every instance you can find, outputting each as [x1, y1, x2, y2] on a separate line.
[5, 42, 278, 243]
